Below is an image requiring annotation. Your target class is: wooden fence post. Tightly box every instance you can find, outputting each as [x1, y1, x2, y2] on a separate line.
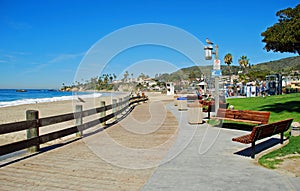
[112, 99, 117, 120]
[127, 95, 131, 109]
[75, 105, 83, 137]
[26, 110, 39, 153]
[100, 101, 106, 126]
[119, 98, 123, 115]
[124, 95, 129, 111]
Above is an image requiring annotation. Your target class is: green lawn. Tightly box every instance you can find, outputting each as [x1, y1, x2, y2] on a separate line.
[226, 93, 300, 123]
[226, 93, 300, 168]
[258, 136, 300, 169]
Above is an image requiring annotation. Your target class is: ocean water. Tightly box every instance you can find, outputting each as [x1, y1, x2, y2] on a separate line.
[0, 89, 104, 107]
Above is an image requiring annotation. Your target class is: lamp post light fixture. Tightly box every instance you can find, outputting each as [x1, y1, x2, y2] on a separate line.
[204, 45, 213, 60]
[204, 40, 220, 113]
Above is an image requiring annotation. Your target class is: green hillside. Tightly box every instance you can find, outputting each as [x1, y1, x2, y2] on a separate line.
[156, 56, 300, 82]
[252, 56, 300, 73]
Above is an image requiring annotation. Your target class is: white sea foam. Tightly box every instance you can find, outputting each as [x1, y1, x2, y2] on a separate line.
[0, 93, 103, 108]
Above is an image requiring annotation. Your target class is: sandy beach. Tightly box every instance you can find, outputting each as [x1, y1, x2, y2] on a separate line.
[0, 92, 175, 146]
[0, 93, 131, 146]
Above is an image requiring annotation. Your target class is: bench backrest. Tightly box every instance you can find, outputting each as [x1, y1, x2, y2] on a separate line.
[250, 118, 293, 142]
[216, 109, 270, 124]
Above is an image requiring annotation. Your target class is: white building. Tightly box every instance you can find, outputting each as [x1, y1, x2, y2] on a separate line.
[166, 82, 175, 95]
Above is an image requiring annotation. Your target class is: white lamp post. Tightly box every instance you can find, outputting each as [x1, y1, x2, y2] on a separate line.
[204, 41, 220, 113]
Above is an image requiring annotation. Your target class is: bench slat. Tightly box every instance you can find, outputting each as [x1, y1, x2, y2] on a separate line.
[254, 118, 293, 141]
[214, 109, 270, 124]
[232, 118, 293, 158]
[232, 134, 253, 144]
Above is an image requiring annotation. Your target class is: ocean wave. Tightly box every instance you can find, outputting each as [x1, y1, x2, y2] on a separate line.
[0, 93, 103, 108]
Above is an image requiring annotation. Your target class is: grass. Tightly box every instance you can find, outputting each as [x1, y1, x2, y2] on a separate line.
[226, 93, 300, 123]
[226, 93, 300, 168]
[258, 136, 300, 169]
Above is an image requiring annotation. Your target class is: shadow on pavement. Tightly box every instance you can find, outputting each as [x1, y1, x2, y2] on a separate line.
[220, 122, 255, 131]
[233, 138, 283, 158]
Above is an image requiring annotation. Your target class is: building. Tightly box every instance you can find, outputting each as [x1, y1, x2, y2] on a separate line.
[166, 82, 175, 95]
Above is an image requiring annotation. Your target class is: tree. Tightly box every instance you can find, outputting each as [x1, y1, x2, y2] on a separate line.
[224, 53, 233, 81]
[138, 73, 147, 79]
[238, 55, 249, 73]
[261, 4, 300, 54]
[109, 74, 113, 83]
[103, 74, 109, 84]
[123, 71, 129, 82]
[112, 73, 116, 80]
[188, 71, 196, 82]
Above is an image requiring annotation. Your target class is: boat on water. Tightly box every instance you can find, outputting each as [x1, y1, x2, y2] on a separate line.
[16, 89, 27, 92]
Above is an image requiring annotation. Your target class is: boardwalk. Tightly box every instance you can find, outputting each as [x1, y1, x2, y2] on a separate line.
[0, 100, 178, 191]
[1, 98, 300, 191]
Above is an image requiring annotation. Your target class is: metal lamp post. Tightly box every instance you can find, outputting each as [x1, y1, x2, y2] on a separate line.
[204, 42, 220, 113]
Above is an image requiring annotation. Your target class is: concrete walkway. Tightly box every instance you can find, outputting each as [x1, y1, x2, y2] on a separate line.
[141, 102, 300, 191]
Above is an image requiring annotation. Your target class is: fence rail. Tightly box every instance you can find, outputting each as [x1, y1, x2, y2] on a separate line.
[0, 95, 148, 156]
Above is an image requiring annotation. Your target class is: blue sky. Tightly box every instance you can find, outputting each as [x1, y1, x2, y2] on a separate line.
[0, 0, 299, 89]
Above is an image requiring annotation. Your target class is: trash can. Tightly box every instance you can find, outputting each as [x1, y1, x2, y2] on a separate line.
[187, 102, 203, 124]
[174, 95, 179, 106]
[178, 97, 188, 111]
[187, 95, 199, 103]
[291, 122, 300, 136]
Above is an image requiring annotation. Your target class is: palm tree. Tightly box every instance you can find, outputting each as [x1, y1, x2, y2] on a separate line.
[224, 53, 233, 82]
[109, 74, 113, 83]
[123, 71, 129, 83]
[238, 55, 249, 73]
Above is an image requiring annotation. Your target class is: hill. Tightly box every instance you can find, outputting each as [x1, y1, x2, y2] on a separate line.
[252, 56, 300, 73]
[156, 56, 300, 82]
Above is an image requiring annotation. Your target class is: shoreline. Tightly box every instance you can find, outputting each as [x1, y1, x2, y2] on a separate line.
[0, 90, 107, 108]
[0, 92, 173, 124]
[0, 93, 129, 146]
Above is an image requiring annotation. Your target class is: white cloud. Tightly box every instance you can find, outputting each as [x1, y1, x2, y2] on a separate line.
[0, 54, 14, 64]
[21, 51, 86, 75]
[21, 63, 49, 75]
[49, 52, 85, 64]
[0, 50, 32, 65]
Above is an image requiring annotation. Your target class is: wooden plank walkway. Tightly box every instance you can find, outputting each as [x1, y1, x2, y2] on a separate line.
[0, 100, 178, 191]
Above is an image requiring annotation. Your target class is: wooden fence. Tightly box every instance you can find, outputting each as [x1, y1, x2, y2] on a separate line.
[0, 95, 148, 156]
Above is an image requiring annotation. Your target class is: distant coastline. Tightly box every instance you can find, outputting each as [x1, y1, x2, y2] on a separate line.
[0, 89, 108, 108]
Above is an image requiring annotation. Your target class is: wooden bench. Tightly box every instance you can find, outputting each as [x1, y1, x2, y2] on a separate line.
[232, 118, 293, 158]
[211, 108, 270, 125]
